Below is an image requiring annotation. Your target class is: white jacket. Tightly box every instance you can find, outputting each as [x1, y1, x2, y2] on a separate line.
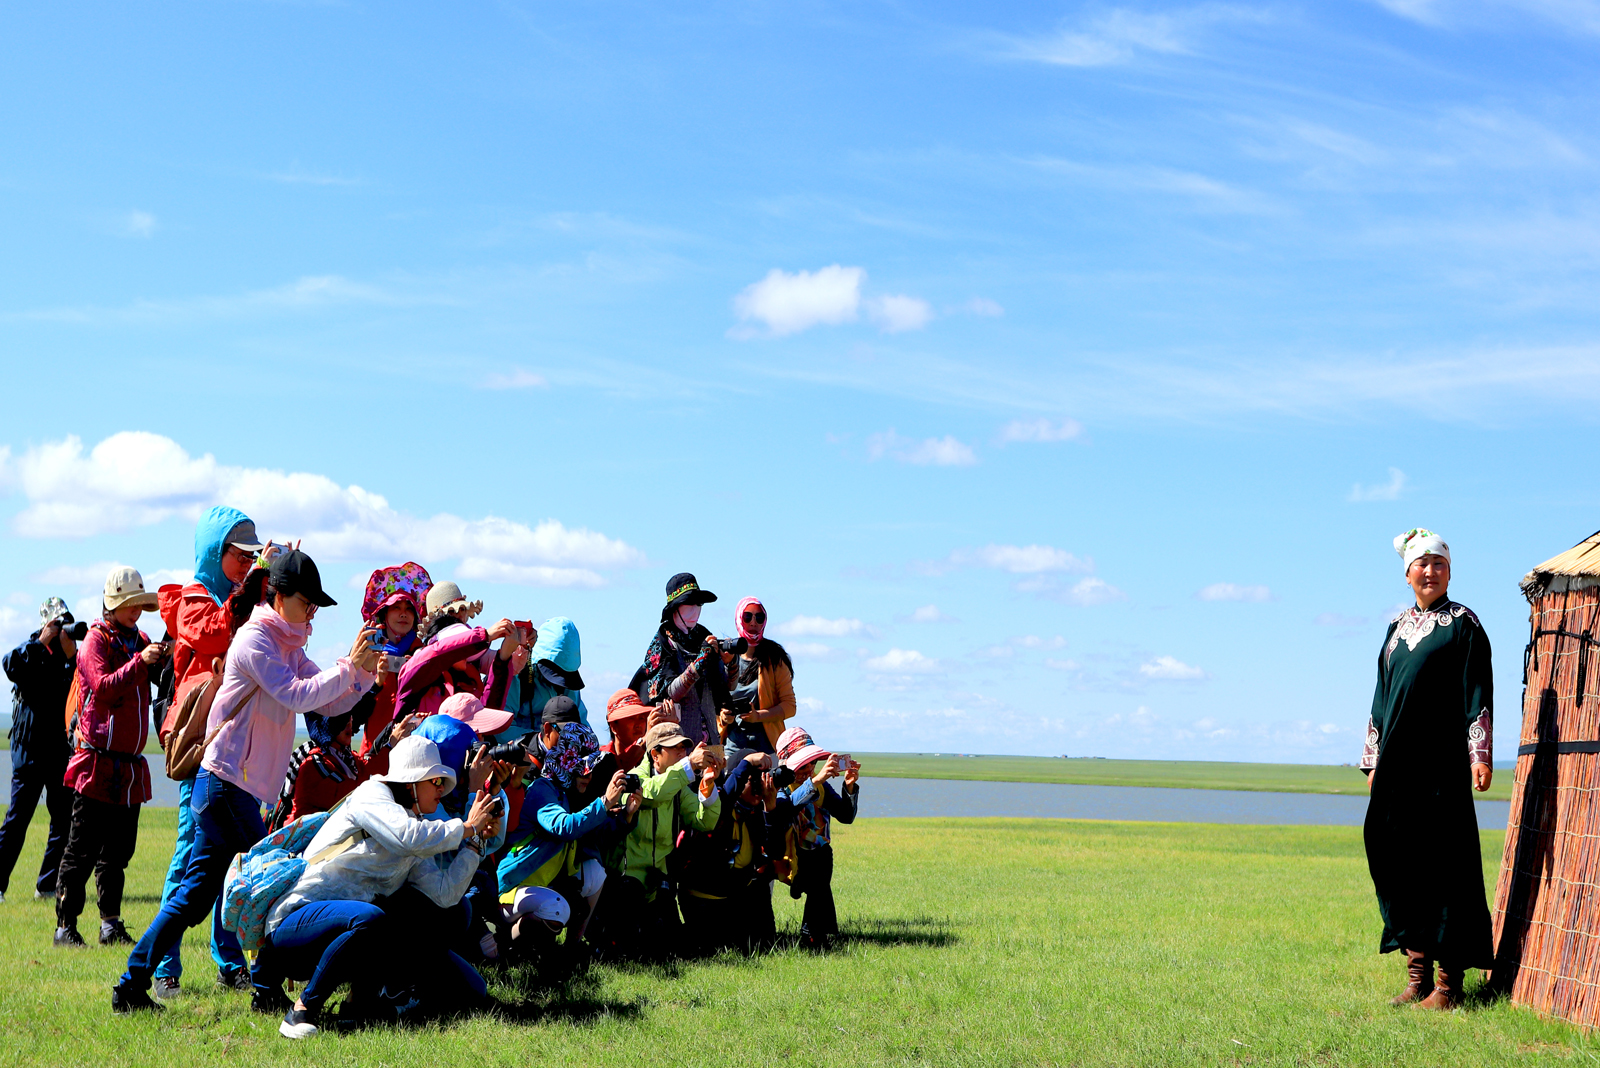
[265, 779, 480, 935]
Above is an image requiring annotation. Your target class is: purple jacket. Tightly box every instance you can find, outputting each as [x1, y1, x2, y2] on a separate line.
[203, 605, 374, 804]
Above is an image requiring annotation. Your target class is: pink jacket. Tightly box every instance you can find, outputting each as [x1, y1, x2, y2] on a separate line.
[203, 605, 374, 804]
[394, 624, 509, 720]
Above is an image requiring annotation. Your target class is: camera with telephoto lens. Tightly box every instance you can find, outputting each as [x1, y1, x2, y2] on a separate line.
[769, 765, 795, 789]
[470, 739, 531, 766]
[56, 612, 89, 643]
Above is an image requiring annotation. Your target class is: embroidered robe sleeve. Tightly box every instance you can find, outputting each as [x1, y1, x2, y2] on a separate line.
[1463, 613, 1494, 766]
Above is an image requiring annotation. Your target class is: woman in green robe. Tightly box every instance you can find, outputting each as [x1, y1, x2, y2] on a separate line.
[1360, 528, 1495, 1010]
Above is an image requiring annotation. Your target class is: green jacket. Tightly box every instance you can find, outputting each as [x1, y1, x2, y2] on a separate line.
[624, 754, 720, 890]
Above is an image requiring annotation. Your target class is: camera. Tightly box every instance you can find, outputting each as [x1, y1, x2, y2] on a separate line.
[55, 612, 89, 642]
[622, 773, 643, 793]
[472, 739, 531, 765]
[769, 765, 795, 790]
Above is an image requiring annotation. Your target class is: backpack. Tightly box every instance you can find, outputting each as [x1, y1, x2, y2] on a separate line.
[219, 811, 341, 952]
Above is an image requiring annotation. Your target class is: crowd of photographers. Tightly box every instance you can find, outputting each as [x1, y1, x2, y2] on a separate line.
[0, 507, 861, 1039]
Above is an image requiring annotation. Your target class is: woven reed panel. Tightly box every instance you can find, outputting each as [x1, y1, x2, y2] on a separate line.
[1494, 585, 1600, 1027]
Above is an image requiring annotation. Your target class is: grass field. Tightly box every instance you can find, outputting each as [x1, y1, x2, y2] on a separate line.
[853, 753, 1518, 801]
[0, 806, 1580, 1066]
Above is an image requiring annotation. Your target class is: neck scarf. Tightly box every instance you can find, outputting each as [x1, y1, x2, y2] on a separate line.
[735, 596, 765, 645]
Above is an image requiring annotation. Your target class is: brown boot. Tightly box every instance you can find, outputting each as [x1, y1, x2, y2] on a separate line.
[1391, 949, 1434, 1005]
[1418, 963, 1462, 1010]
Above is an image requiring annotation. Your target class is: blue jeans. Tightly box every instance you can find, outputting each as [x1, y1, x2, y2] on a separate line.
[119, 770, 265, 991]
[0, 760, 72, 896]
[153, 775, 232, 981]
[259, 901, 387, 1012]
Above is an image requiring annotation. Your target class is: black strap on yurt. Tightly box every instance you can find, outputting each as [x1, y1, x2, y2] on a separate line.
[1517, 740, 1600, 756]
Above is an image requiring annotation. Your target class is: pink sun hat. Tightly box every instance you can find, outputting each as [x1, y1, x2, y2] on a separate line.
[776, 726, 831, 772]
[438, 692, 514, 737]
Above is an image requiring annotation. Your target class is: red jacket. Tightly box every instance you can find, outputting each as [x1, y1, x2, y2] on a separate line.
[158, 582, 237, 742]
[285, 744, 394, 823]
[64, 620, 152, 806]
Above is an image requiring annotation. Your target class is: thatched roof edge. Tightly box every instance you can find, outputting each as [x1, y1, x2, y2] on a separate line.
[1521, 528, 1600, 601]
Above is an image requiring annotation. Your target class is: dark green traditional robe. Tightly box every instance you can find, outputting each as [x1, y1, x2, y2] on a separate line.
[1363, 596, 1494, 967]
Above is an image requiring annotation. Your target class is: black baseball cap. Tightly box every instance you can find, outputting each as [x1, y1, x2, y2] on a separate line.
[269, 550, 337, 608]
[541, 695, 581, 725]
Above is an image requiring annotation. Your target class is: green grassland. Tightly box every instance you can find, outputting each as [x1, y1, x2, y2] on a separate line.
[854, 752, 1518, 801]
[0, 807, 1580, 1067]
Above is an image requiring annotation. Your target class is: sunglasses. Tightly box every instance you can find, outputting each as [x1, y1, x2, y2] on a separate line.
[289, 593, 319, 617]
[742, 611, 766, 624]
[426, 777, 447, 788]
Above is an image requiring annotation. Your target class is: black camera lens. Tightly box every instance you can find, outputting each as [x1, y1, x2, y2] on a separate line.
[69, 621, 89, 641]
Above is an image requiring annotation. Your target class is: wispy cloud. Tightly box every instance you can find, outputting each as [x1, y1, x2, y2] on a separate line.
[907, 604, 958, 623]
[261, 166, 364, 186]
[775, 615, 875, 638]
[1196, 582, 1272, 602]
[121, 211, 157, 238]
[1349, 467, 1407, 502]
[993, 6, 1265, 67]
[480, 368, 549, 390]
[9, 274, 426, 326]
[998, 417, 1084, 444]
[866, 430, 977, 467]
[935, 543, 1092, 574]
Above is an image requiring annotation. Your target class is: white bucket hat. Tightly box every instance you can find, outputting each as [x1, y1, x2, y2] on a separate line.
[374, 736, 457, 793]
[423, 580, 483, 629]
[507, 886, 570, 929]
[103, 566, 159, 613]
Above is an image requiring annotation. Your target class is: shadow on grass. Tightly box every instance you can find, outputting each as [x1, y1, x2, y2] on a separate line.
[489, 968, 648, 1026]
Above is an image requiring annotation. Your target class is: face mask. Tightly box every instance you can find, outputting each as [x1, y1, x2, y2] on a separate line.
[674, 604, 701, 631]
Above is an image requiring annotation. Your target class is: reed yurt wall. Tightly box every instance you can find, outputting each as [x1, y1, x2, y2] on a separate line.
[1492, 531, 1600, 1027]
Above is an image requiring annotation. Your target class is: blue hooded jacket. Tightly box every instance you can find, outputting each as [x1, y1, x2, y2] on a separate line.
[193, 505, 254, 606]
[504, 616, 589, 735]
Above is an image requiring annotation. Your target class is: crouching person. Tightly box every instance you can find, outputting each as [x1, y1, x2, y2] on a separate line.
[496, 723, 635, 974]
[676, 753, 781, 956]
[257, 736, 502, 1039]
[771, 728, 859, 951]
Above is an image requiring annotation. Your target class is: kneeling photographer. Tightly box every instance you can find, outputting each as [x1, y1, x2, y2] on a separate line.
[496, 722, 636, 974]
[675, 752, 787, 955]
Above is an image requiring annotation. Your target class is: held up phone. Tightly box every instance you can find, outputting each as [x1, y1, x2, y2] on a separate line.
[622, 773, 643, 793]
[833, 753, 854, 772]
[489, 795, 504, 818]
[513, 621, 535, 644]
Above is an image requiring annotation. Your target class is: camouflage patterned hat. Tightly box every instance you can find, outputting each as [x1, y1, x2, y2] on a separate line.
[38, 597, 70, 625]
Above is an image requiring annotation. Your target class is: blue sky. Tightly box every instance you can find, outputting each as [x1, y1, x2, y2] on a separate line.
[1, 0, 1597, 762]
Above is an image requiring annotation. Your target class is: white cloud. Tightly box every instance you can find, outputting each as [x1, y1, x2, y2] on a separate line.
[998, 417, 1085, 444]
[977, 644, 1016, 659]
[865, 294, 934, 333]
[1063, 577, 1127, 606]
[729, 265, 932, 338]
[1013, 634, 1067, 649]
[1349, 467, 1407, 502]
[1196, 582, 1273, 602]
[0, 433, 644, 588]
[866, 430, 978, 467]
[996, 6, 1261, 67]
[775, 615, 873, 638]
[1315, 612, 1369, 627]
[959, 297, 1005, 317]
[863, 648, 942, 673]
[730, 265, 864, 338]
[34, 561, 192, 591]
[789, 642, 846, 661]
[947, 543, 1091, 574]
[122, 211, 157, 238]
[480, 368, 548, 390]
[1044, 657, 1082, 671]
[1139, 655, 1207, 680]
[908, 604, 957, 623]
[13, 274, 416, 326]
[0, 605, 29, 650]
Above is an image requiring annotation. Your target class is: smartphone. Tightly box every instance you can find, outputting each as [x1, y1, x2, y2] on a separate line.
[513, 621, 535, 644]
[833, 753, 853, 772]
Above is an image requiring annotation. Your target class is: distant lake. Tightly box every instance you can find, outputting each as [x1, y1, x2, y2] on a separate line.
[0, 755, 1509, 828]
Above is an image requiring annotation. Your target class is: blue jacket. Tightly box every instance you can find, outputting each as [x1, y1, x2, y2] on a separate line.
[193, 505, 253, 606]
[3, 631, 75, 772]
[496, 775, 620, 893]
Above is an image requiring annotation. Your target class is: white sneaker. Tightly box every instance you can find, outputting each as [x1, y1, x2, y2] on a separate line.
[0, 890, 6, 904]
[152, 977, 182, 1000]
[279, 1007, 319, 1039]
